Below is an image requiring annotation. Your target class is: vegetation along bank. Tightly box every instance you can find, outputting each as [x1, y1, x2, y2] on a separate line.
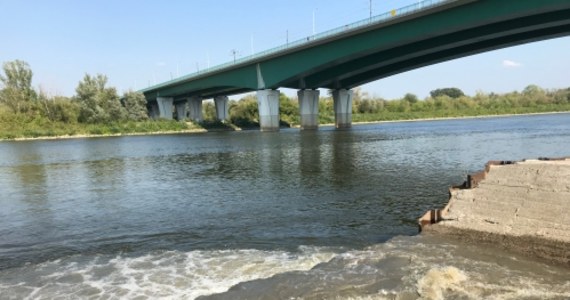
[1, 60, 570, 140]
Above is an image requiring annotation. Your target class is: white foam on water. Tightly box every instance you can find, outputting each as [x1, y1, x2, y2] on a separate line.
[0, 246, 336, 299]
[416, 266, 468, 300]
[1, 237, 569, 299]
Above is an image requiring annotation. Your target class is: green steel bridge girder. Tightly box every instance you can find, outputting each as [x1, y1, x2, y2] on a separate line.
[143, 0, 570, 102]
[303, 10, 570, 89]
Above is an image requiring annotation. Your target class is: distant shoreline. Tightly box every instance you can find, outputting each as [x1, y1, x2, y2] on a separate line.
[5, 128, 210, 142]
[3, 111, 569, 142]
[352, 110, 570, 124]
[304, 111, 570, 128]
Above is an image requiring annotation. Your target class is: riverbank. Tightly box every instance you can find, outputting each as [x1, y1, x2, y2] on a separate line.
[0, 120, 240, 142]
[8, 128, 207, 141]
[419, 157, 570, 266]
[317, 110, 570, 127]
[2, 110, 569, 142]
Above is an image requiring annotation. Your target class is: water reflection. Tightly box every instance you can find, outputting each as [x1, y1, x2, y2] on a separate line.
[0, 142, 58, 267]
[299, 131, 322, 187]
[330, 130, 357, 188]
[1, 114, 570, 271]
[258, 133, 285, 176]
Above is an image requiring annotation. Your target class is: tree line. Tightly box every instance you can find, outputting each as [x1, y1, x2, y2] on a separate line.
[224, 85, 570, 127]
[1, 59, 570, 138]
[0, 60, 189, 138]
[0, 60, 148, 123]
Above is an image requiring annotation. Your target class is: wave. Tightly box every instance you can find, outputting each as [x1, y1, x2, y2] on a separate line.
[0, 236, 568, 299]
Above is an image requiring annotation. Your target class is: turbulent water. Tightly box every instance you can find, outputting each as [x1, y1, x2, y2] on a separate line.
[1, 114, 569, 299]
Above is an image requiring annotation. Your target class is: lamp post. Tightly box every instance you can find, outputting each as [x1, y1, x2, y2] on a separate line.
[230, 49, 239, 63]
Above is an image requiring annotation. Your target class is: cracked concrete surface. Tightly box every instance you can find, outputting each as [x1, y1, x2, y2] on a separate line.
[420, 158, 570, 265]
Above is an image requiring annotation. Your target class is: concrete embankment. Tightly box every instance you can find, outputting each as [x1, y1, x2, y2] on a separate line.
[419, 158, 570, 266]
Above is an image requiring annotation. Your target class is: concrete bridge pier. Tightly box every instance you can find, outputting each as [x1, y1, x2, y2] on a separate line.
[175, 102, 187, 121]
[188, 96, 203, 122]
[156, 97, 174, 119]
[332, 89, 353, 129]
[148, 103, 160, 119]
[298, 89, 320, 130]
[257, 89, 280, 132]
[214, 96, 229, 121]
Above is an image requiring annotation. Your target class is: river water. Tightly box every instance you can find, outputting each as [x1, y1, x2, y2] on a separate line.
[0, 114, 569, 299]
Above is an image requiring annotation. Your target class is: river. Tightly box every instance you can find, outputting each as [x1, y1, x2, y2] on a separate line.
[1, 114, 569, 299]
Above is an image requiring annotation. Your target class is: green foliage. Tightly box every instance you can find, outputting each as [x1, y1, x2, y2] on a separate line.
[430, 87, 465, 99]
[0, 113, 192, 140]
[0, 60, 196, 139]
[318, 97, 335, 124]
[202, 101, 217, 121]
[355, 99, 384, 114]
[0, 60, 37, 114]
[404, 93, 419, 104]
[2, 60, 570, 140]
[122, 90, 149, 121]
[229, 95, 259, 128]
[39, 95, 80, 123]
[75, 74, 126, 123]
[279, 93, 299, 126]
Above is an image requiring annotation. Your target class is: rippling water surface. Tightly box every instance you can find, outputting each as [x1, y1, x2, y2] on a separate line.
[1, 114, 569, 299]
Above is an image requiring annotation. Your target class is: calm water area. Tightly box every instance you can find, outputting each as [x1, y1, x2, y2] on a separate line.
[1, 114, 569, 299]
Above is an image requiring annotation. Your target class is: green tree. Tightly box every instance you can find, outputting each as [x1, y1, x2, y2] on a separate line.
[404, 93, 419, 104]
[279, 92, 298, 125]
[122, 90, 149, 121]
[522, 84, 543, 96]
[51, 97, 80, 123]
[202, 101, 217, 120]
[0, 60, 37, 113]
[318, 96, 334, 124]
[75, 74, 125, 123]
[37, 90, 80, 123]
[229, 94, 259, 127]
[430, 87, 465, 99]
[522, 84, 547, 105]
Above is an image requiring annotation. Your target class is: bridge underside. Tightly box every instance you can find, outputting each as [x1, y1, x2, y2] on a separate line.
[284, 9, 570, 90]
[141, 0, 570, 131]
[142, 0, 570, 102]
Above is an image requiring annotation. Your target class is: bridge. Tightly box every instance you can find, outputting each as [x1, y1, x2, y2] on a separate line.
[141, 0, 570, 131]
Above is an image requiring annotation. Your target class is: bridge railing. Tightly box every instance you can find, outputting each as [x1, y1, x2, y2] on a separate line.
[142, 0, 456, 92]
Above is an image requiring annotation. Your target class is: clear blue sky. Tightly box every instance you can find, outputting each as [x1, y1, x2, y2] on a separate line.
[1, 0, 569, 99]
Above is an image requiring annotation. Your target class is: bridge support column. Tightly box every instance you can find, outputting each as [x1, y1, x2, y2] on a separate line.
[175, 102, 187, 121]
[257, 89, 280, 132]
[332, 89, 353, 129]
[214, 96, 229, 121]
[298, 89, 320, 130]
[149, 103, 160, 120]
[156, 97, 174, 119]
[188, 96, 203, 123]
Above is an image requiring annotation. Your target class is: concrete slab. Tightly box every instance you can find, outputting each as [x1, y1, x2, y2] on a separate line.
[419, 158, 570, 266]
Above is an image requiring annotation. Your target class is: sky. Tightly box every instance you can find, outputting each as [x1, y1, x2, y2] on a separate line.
[0, 0, 569, 100]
